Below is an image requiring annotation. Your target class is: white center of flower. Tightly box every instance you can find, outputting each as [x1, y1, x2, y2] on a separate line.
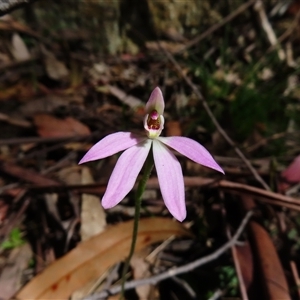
[144, 110, 165, 139]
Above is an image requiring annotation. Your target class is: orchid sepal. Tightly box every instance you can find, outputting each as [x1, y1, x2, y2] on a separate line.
[157, 136, 224, 174]
[79, 132, 145, 164]
[145, 87, 165, 115]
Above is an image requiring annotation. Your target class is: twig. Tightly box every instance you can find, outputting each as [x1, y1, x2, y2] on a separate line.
[161, 47, 271, 191]
[0, 134, 91, 146]
[225, 225, 248, 300]
[175, 0, 257, 54]
[290, 261, 300, 298]
[83, 210, 253, 299]
[20, 176, 300, 211]
[0, 0, 38, 16]
[245, 132, 286, 153]
[207, 289, 224, 300]
[275, 9, 300, 46]
[172, 276, 196, 299]
[254, 0, 285, 60]
[217, 180, 300, 207]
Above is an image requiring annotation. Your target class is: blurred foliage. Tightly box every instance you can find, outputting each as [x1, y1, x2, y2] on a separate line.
[218, 265, 238, 296]
[1, 228, 26, 250]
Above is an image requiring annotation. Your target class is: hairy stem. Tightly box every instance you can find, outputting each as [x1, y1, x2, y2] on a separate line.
[120, 154, 154, 299]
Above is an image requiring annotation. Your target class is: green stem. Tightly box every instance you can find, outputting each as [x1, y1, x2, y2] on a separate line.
[120, 154, 154, 300]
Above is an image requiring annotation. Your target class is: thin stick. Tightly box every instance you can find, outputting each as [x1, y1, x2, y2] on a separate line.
[254, 0, 285, 61]
[290, 261, 300, 298]
[84, 210, 253, 299]
[161, 48, 271, 191]
[226, 226, 248, 300]
[175, 0, 257, 54]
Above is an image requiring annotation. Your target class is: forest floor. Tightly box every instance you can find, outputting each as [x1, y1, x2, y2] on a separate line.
[0, 1, 300, 299]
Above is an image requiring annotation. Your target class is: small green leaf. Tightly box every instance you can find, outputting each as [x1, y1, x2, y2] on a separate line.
[1, 228, 25, 250]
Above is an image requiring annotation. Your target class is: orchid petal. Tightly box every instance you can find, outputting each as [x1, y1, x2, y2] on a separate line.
[157, 136, 224, 174]
[79, 132, 145, 164]
[152, 140, 186, 222]
[102, 139, 152, 209]
[145, 87, 165, 115]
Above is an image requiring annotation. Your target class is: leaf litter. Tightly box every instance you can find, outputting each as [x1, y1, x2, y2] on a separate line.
[0, 0, 299, 299]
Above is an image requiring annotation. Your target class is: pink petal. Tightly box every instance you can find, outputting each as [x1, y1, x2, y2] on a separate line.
[79, 132, 145, 164]
[145, 87, 165, 115]
[157, 136, 224, 174]
[152, 140, 186, 222]
[102, 139, 152, 209]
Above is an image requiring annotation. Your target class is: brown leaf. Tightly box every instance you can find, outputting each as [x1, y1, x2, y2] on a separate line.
[235, 241, 253, 289]
[16, 218, 190, 299]
[242, 196, 291, 299]
[33, 114, 90, 137]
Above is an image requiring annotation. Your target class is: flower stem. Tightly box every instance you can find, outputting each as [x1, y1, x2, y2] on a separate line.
[120, 154, 154, 300]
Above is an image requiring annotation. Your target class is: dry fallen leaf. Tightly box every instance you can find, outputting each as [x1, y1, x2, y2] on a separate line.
[10, 33, 30, 61]
[0, 244, 32, 300]
[16, 218, 190, 299]
[42, 47, 69, 80]
[242, 195, 291, 299]
[235, 241, 253, 290]
[130, 250, 153, 300]
[33, 114, 90, 137]
[71, 167, 107, 300]
[80, 167, 106, 241]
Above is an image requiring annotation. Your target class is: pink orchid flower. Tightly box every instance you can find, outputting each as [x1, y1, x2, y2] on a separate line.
[79, 87, 224, 221]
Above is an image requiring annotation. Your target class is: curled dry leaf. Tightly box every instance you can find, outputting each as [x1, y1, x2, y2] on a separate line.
[33, 114, 90, 137]
[16, 218, 190, 300]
